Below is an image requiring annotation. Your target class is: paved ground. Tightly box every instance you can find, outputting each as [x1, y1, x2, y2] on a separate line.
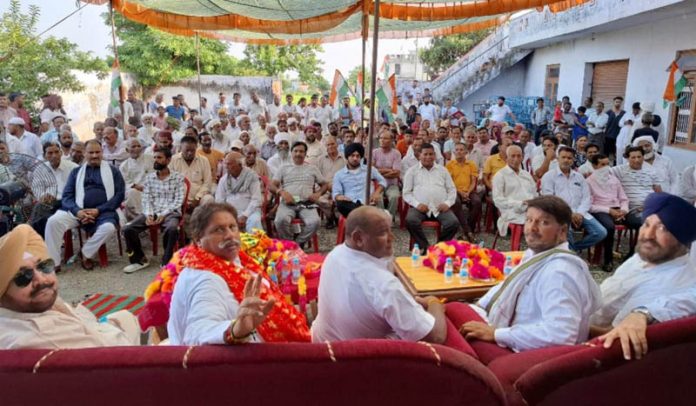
[57, 222, 616, 305]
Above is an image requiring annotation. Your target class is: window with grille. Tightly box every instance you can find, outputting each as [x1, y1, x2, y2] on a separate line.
[669, 50, 696, 148]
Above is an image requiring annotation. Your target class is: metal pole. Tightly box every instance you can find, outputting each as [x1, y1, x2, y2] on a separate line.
[195, 32, 202, 113]
[361, 38, 366, 130]
[365, 0, 380, 204]
[109, 1, 126, 133]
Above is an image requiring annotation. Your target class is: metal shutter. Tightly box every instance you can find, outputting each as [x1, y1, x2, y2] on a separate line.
[591, 60, 629, 104]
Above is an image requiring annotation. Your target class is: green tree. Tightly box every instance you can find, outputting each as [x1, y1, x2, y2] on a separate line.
[0, 0, 108, 111]
[243, 45, 328, 92]
[105, 13, 257, 90]
[419, 30, 491, 79]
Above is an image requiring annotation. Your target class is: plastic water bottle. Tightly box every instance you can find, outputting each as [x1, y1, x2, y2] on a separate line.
[280, 259, 290, 284]
[411, 244, 421, 267]
[268, 261, 278, 284]
[291, 257, 301, 285]
[444, 258, 454, 284]
[504, 255, 513, 277]
[459, 259, 469, 284]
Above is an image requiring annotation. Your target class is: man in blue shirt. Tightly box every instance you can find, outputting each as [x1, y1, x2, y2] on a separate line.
[332, 143, 387, 217]
[44, 140, 125, 271]
[165, 96, 186, 121]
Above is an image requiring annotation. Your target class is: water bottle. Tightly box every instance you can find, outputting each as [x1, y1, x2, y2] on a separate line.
[411, 244, 421, 267]
[444, 258, 454, 284]
[280, 259, 290, 284]
[268, 261, 278, 284]
[504, 255, 513, 277]
[291, 257, 301, 285]
[459, 259, 469, 284]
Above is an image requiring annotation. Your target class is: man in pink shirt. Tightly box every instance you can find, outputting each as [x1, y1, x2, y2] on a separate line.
[587, 153, 631, 271]
[472, 126, 498, 162]
[372, 130, 402, 222]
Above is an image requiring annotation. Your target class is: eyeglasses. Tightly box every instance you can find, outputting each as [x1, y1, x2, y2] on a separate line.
[13, 259, 56, 288]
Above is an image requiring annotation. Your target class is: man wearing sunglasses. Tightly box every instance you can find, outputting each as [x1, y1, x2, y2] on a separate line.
[0, 225, 140, 349]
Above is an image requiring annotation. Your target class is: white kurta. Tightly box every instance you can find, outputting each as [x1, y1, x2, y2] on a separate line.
[645, 155, 677, 194]
[311, 244, 434, 342]
[0, 297, 139, 349]
[168, 267, 262, 345]
[492, 165, 537, 235]
[475, 243, 601, 352]
[591, 253, 696, 327]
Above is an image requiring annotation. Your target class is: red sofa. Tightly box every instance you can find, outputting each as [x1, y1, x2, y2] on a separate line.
[1, 313, 694, 405]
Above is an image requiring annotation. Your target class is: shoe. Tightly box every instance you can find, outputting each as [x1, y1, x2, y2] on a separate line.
[81, 257, 95, 271]
[325, 218, 336, 230]
[54, 266, 61, 274]
[601, 263, 614, 273]
[123, 261, 150, 274]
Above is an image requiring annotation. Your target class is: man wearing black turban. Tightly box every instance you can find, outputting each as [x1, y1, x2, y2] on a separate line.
[332, 143, 387, 217]
[590, 193, 696, 360]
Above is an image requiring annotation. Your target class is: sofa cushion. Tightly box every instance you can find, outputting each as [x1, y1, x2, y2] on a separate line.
[445, 302, 514, 364]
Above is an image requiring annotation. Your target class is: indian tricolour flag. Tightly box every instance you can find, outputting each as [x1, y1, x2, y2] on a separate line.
[355, 71, 363, 103]
[329, 70, 353, 109]
[110, 60, 123, 110]
[376, 74, 398, 123]
[663, 60, 687, 108]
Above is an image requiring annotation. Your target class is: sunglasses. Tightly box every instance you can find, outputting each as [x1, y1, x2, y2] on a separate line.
[13, 259, 56, 288]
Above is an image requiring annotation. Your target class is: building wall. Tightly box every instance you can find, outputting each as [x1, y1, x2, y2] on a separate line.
[458, 58, 529, 121]
[520, 13, 696, 170]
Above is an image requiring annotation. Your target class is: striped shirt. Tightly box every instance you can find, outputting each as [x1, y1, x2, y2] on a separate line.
[610, 164, 658, 209]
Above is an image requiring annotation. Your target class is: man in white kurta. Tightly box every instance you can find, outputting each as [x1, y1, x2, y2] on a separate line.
[215, 152, 263, 232]
[119, 138, 154, 220]
[591, 193, 696, 359]
[0, 225, 139, 349]
[312, 206, 446, 343]
[492, 145, 537, 236]
[459, 196, 601, 352]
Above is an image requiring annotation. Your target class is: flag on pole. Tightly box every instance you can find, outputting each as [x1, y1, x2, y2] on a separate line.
[376, 75, 397, 123]
[329, 70, 353, 108]
[355, 71, 363, 103]
[110, 60, 123, 110]
[379, 56, 390, 80]
[663, 60, 687, 107]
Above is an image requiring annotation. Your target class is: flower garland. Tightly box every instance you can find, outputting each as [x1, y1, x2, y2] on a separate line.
[422, 240, 519, 281]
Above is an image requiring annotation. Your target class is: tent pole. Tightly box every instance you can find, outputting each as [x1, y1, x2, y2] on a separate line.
[109, 0, 126, 133]
[195, 32, 202, 114]
[365, 0, 380, 204]
[361, 21, 366, 130]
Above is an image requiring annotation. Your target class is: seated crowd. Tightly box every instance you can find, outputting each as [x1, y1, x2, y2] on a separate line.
[0, 89, 695, 365]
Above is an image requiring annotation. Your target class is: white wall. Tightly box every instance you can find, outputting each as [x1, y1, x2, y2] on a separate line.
[520, 12, 696, 168]
[458, 59, 528, 120]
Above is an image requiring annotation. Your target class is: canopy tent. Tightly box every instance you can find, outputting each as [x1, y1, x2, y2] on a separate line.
[87, 0, 588, 202]
[85, 0, 587, 45]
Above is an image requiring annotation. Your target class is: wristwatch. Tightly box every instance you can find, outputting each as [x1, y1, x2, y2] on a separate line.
[631, 306, 656, 325]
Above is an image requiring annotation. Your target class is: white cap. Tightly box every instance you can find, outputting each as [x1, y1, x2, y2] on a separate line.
[7, 117, 25, 126]
[275, 132, 291, 144]
[230, 140, 245, 150]
[287, 117, 297, 125]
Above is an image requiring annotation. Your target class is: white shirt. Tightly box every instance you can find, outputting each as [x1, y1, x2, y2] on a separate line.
[492, 165, 537, 235]
[402, 162, 456, 217]
[15, 131, 43, 159]
[247, 100, 267, 120]
[587, 111, 609, 134]
[168, 267, 262, 345]
[531, 153, 559, 173]
[137, 126, 158, 147]
[578, 161, 594, 177]
[487, 104, 513, 122]
[267, 153, 292, 178]
[405, 144, 444, 165]
[679, 165, 696, 204]
[39, 159, 78, 200]
[107, 100, 135, 123]
[268, 103, 282, 123]
[541, 167, 591, 217]
[610, 164, 659, 209]
[476, 242, 600, 352]
[311, 244, 434, 342]
[591, 253, 696, 327]
[305, 141, 326, 166]
[211, 132, 232, 153]
[215, 169, 263, 218]
[119, 154, 154, 188]
[645, 155, 677, 194]
[417, 103, 437, 123]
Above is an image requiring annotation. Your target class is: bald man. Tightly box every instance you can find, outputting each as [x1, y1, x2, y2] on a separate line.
[312, 206, 447, 343]
[215, 152, 263, 232]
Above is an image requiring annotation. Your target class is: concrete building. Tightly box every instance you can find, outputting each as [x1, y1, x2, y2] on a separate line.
[431, 0, 696, 170]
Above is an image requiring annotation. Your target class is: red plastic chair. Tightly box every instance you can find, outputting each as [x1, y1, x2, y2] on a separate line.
[589, 224, 637, 264]
[408, 220, 441, 250]
[291, 218, 319, 253]
[149, 178, 191, 256]
[336, 215, 347, 245]
[492, 223, 524, 251]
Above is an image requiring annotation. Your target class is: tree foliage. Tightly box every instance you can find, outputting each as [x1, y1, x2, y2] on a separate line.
[106, 13, 257, 89]
[419, 30, 491, 79]
[243, 45, 329, 92]
[0, 0, 108, 109]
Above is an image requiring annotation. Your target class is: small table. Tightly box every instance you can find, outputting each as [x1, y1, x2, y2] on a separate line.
[393, 253, 522, 302]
